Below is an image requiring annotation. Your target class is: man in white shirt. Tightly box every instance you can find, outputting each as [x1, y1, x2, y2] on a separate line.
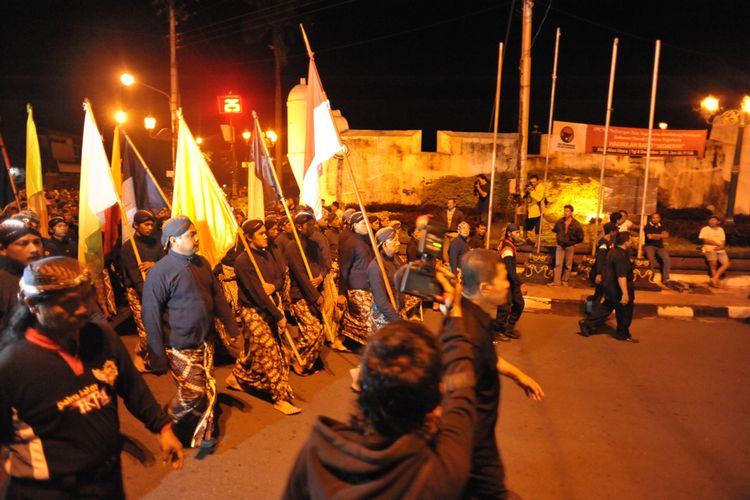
[698, 215, 731, 287]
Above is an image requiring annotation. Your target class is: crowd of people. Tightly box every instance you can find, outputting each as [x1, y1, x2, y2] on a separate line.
[0, 175, 736, 498]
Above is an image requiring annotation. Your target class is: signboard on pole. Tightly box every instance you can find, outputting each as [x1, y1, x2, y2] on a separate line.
[551, 121, 707, 157]
[217, 94, 243, 115]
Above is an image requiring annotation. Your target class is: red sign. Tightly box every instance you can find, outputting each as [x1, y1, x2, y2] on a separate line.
[218, 95, 243, 115]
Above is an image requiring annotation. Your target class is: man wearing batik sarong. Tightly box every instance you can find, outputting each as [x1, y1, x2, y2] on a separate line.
[337, 211, 374, 344]
[368, 227, 421, 332]
[142, 216, 241, 451]
[225, 219, 301, 415]
[284, 208, 327, 375]
[213, 209, 246, 355]
[120, 210, 164, 373]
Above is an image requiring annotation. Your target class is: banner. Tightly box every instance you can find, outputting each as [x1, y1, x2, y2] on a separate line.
[551, 121, 707, 157]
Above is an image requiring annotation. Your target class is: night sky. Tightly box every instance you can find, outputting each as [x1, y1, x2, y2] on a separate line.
[2, 0, 749, 171]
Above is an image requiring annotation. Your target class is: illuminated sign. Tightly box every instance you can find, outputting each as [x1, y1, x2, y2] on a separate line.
[218, 95, 243, 115]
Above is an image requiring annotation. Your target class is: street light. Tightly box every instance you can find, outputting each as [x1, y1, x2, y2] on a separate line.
[700, 94, 750, 222]
[195, 136, 204, 145]
[265, 129, 278, 144]
[144, 116, 157, 131]
[658, 122, 668, 130]
[114, 110, 128, 124]
[242, 130, 251, 142]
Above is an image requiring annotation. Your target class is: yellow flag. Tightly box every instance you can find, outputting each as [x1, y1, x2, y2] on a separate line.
[172, 110, 237, 268]
[111, 125, 122, 197]
[26, 104, 49, 237]
[78, 101, 118, 275]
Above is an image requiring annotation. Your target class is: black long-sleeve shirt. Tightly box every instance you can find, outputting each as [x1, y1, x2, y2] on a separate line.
[42, 236, 77, 259]
[0, 256, 24, 329]
[310, 228, 332, 274]
[284, 316, 476, 500]
[0, 321, 170, 479]
[449, 235, 470, 273]
[367, 252, 403, 323]
[285, 236, 326, 303]
[339, 233, 373, 295]
[141, 251, 239, 373]
[552, 217, 584, 247]
[592, 236, 610, 284]
[120, 234, 165, 295]
[324, 227, 340, 261]
[235, 247, 285, 322]
[499, 239, 522, 287]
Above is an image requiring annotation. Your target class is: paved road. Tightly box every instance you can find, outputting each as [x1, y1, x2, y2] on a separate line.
[118, 313, 750, 499]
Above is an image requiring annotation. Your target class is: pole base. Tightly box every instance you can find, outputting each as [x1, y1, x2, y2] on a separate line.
[522, 252, 553, 283]
[632, 257, 662, 291]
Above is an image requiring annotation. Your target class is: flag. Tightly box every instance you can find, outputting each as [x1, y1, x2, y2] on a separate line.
[103, 125, 122, 256]
[78, 101, 118, 275]
[121, 134, 168, 242]
[26, 104, 49, 237]
[247, 114, 282, 220]
[172, 110, 237, 268]
[301, 58, 343, 218]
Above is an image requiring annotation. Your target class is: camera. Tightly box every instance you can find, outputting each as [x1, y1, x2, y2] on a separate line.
[397, 217, 454, 302]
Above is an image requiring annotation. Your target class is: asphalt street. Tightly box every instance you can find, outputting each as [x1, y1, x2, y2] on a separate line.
[117, 312, 750, 499]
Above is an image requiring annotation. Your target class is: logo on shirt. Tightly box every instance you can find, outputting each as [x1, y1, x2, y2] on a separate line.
[92, 360, 118, 387]
[56, 360, 118, 415]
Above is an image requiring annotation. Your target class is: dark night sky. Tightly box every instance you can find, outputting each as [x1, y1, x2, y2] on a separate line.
[2, 0, 750, 171]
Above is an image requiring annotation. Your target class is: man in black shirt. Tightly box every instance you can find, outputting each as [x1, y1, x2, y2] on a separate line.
[0, 219, 43, 327]
[579, 232, 639, 343]
[495, 223, 527, 341]
[448, 221, 471, 273]
[42, 216, 77, 258]
[469, 222, 487, 249]
[590, 222, 617, 306]
[120, 210, 165, 372]
[460, 249, 544, 498]
[337, 211, 374, 345]
[643, 212, 672, 284]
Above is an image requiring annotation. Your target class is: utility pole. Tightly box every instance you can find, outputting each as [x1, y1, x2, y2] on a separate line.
[516, 0, 533, 222]
[169, 0, 179, 174]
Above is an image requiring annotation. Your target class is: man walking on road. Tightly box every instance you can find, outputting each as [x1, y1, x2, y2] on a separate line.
[550, 204, 584, 286]
[579, 232, 639, 343]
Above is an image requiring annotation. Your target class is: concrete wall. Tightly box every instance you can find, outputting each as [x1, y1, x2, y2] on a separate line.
[321, 128, 746, 215]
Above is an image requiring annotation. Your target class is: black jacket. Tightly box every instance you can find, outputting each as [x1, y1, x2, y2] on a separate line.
[283, 317, 476, 500]
[552, 217, 584, 247]
[120, 234, 165, 295]
[338, 233, 373, 295]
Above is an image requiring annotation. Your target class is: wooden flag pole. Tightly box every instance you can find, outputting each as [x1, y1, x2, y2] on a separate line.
[236, 227, 304, 366]
[637, 40, 661, 260]
[252, 111, 337, 343]
[300, 23, 398, 312]
[0, 133, 21, 210]
[592, 38, 619, 256]
[122, 132, 172, 211]
[486, 42, 504, 249]
[535, 28, 561, 254]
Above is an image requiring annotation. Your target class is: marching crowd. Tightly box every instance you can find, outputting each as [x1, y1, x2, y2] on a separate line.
[0, 174, 735, 498]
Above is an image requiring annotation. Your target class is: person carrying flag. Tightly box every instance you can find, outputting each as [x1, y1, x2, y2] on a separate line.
[119, 210, 164, 372]
[225, 219, 301, 415]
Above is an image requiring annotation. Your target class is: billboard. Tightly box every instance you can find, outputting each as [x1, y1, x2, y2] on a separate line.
[551, 121, 707, 157]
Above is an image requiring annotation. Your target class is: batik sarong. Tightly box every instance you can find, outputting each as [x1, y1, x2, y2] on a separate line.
[289, 299, 325, 373]
[321, 262, 342, 341]
[369, 294, 424, 333]
[166, 342, 217, 447]
[219, 264, 240, 317]
[94, 271, 117, 318]
[232, 307, 294, 403]
[339, 289, 373, 344]
[125, 287, 150, 369]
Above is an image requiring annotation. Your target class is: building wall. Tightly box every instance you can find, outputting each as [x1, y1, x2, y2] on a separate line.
[321, 128, 746, 215]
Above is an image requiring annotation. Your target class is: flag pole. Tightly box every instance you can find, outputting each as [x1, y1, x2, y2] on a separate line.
[122, 132, 172, 210]
[592, 38, 619, 256]
[486, 42, 504, 249]
[0, 133, 21, 210]
[535, 28, 561, 254]
[252, 111, 337, 343]
[300, 23, 398, 312]
[637, 40, 661, 259]
[236, 228, 304, 366]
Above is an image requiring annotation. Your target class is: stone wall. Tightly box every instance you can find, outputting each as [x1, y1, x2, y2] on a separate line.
[321, 128, 746, 215]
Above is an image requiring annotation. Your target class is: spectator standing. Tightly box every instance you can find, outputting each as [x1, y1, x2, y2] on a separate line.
[523, 174, 545, 242]
[699, 215, 731, 287]
[448, 221, 471, 273]
[469, 222, 487, 249]
[550, 204, 584, 286]
[643, 212, 672, 284]
[440, 198, 466, 262]
[474, 174, 490, 223]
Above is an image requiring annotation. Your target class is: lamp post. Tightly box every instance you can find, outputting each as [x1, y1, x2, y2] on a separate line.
[699, 94, 750, 222]
[120, 72, 176, 171]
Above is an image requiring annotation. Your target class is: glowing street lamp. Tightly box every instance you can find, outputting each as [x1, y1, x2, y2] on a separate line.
[242, 130, 251, 143]
[658, 122, 668, 130]
[120, 73, 135, 87]
[114, 110, 128, 124]
[265, 129, 278, 144]
[699, 93, 750, 221]
[195, 136, 204, 145]
[144, 116, 157, 131]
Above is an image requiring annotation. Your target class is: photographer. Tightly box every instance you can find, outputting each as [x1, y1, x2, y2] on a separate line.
[474, 174, 490, 223]
[460, 249, 544, 498]
[523, 174, 545, 242]
[285, 268, 480, 499]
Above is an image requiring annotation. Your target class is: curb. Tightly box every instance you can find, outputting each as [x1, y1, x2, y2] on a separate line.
[526, 296, 750, 321]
